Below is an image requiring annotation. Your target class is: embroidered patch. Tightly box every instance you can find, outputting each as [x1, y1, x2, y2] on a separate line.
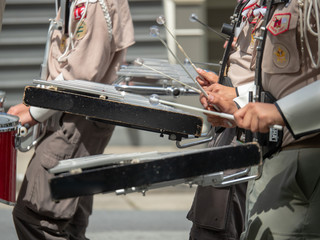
[267, 13, 291, 36]
[272, 44, 289, 68]
[74, 3, 86, 21]
[75, 20, 87, 40]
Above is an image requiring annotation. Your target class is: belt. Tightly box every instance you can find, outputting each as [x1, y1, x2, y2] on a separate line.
[282, 134, 320, 151]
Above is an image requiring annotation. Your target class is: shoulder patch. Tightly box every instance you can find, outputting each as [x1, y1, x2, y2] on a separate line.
[267, 13, 291, 36]
[74, 3, 86, 21]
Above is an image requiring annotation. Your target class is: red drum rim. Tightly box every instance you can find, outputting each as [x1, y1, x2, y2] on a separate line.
[0, 113, 19, 131]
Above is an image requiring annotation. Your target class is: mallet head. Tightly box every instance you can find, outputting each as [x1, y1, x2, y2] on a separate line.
[134, 58, 144, 66]
[150, 25, 160, 37]
[156, 15, 166, 25]
[189, 13, 198, 23]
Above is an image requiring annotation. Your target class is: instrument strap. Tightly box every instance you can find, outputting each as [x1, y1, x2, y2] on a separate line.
[251, 0, 286, 158]
[218, 1, 248, 85]
[55, 0, 70, 35]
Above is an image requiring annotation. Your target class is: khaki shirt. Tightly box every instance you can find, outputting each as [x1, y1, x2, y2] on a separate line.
[228, 21, 256, 88]
[229, 0, 320, 147]
[261, 0, 320, 146]
[48, 0, 135, 84]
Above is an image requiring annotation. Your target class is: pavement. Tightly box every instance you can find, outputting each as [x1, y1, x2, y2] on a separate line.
[0, 144, 197, 239]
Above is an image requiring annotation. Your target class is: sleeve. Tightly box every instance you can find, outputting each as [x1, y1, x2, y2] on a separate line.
[233, 82, 255, 108]
[29, 73, 64, 122]
[29, 107, 58, 123]
[275, 80, 320, 139]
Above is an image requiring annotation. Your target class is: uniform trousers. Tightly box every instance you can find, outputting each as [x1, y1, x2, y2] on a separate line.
[12, 113, 115, 240]
[241, 147, 320, 240]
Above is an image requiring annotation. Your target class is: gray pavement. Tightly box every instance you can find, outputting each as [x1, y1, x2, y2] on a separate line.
[0, 144, 197, 239]
[0, 208, 192, 240]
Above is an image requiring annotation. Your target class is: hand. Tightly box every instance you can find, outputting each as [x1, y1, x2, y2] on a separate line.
[234, 102, 285, 133]
[200, 83, 237, 109]
[196, 68, 219, 87]
[7, 103, 37, 127]
[203, 92, 238, 128]
[223, 37, 238, 49]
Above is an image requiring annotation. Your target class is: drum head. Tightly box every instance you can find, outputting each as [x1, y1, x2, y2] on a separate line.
[0, 113, 19, 130]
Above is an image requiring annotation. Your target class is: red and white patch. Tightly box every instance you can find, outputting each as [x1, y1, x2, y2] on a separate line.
[267, 13, 291, 36]
[74, 3, 86, 21]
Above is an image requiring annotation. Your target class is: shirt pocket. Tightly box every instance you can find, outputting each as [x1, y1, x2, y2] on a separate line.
[262, 11, 300, 74]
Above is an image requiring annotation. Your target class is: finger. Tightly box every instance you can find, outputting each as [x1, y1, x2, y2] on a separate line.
[196, 76, 209, 87]
[200, 95, 208, 108]
[206, 115, 225, 127]
[234, 107, 247, 128]
[258, 119, 270, 133]
[7, 108, 14, 115]
[206, 94, 222, 111]
[223, 41, 228, 49]
[250, 115, 259, 132]
[196, 68, 218, 84]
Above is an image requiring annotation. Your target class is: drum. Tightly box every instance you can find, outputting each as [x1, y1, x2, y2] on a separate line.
[0, 113, 19, 205]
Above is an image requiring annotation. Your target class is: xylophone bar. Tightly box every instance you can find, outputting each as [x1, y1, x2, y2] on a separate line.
[23, 84, 203, 140]
[114, 58, 200, 96]
[49, 143, 262, 200]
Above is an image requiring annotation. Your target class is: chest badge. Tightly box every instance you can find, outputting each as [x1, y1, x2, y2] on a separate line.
[267, 13, 291, 36]
[75, 20, 87, 40]
[272, 44, 289, 68]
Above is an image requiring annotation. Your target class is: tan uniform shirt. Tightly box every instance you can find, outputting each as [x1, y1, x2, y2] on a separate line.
[229, 0, 320, 147]
[12, 2, 135, 236]
[48, 0, 135, 84]
[260, 0, 320, 146]
[228, 21, 256, 88]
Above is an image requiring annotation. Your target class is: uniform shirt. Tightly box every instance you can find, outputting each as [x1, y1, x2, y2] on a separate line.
[48, 0, 135, 84]
[261, 0, 320, 146]
[228, 20, 256, 88]
[229, 0, 320, 147]
[228, 18, 257, 108]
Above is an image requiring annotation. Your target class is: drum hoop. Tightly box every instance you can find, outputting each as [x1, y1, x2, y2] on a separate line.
[0, 113, 19, 130]
[0, 126, 17, 132]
